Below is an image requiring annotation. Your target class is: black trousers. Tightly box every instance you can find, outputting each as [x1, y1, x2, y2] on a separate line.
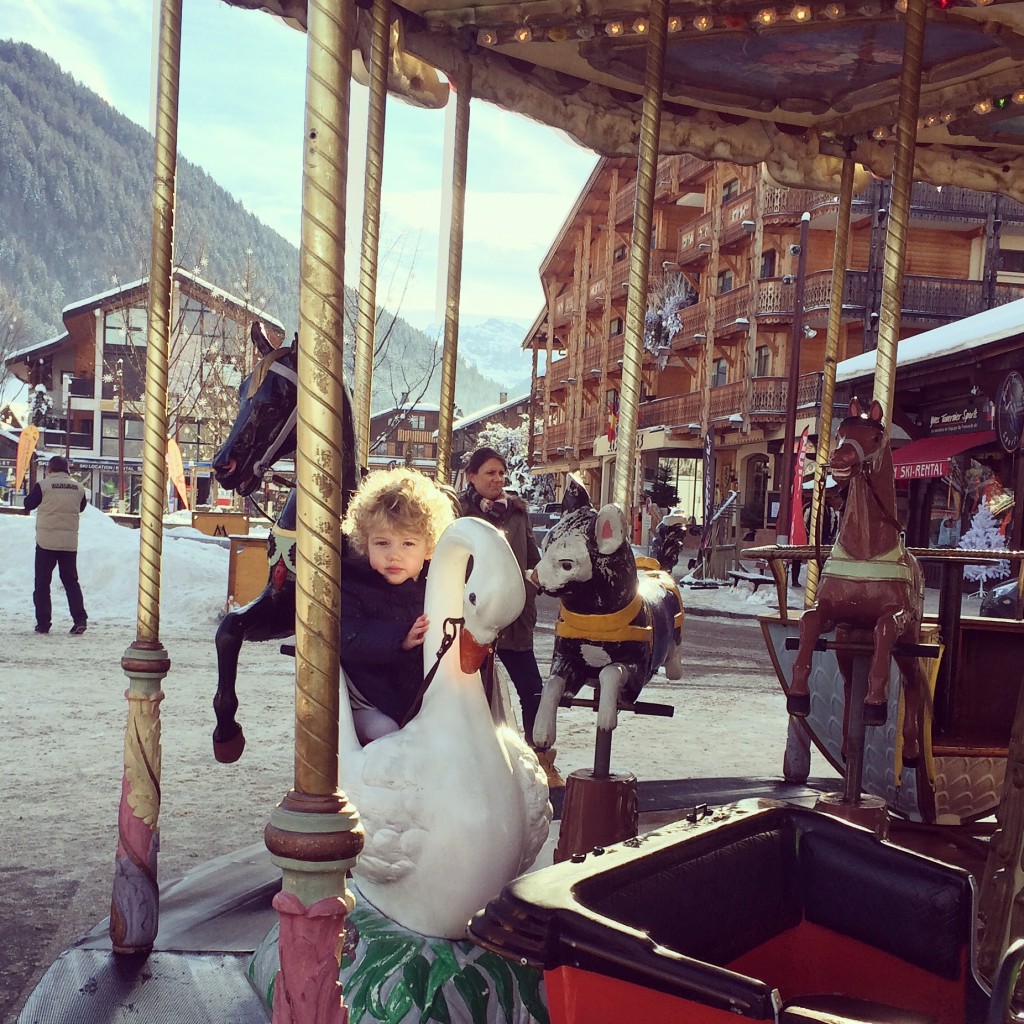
[34, 546, 87, 628]
[497, 647, 544, 745]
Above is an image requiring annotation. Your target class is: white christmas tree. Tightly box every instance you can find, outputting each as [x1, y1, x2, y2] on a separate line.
[473, 418, 542, 504]
[958, 501, 1010, 597]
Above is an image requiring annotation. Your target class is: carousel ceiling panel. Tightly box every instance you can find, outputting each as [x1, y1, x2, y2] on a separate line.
[222, 0, 1024, 196]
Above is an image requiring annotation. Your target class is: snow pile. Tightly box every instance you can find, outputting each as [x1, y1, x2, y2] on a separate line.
[0, 505, 230, 630]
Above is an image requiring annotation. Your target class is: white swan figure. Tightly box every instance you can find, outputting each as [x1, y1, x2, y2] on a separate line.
[338, 516, 553, 939]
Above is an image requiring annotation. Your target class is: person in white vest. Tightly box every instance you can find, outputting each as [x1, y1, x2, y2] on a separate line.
[24, 455, 88, 635]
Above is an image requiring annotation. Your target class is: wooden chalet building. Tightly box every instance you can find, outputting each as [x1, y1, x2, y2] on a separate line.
[450, 391, 530, 476]
[4, 270, 284, 510]
[367, 402, 441, 477]
[527, 156, 1024, 541]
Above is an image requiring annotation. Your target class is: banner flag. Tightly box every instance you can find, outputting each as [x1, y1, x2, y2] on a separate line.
[166, 438, 189, 510]
[790, 427, 810, 545]
[14, 425, 39, 491]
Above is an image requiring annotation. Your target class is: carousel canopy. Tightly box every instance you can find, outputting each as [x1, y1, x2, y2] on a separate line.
[223, 0, 1024, 199]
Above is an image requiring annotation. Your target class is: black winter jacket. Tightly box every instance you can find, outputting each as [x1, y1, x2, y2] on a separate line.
[339, 554, 427, 725]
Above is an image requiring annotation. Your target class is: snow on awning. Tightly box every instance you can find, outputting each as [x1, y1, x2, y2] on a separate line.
[891, 430, 995, 481]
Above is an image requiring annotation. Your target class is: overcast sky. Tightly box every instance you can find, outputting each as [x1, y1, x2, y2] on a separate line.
[0, 0, 597, 331]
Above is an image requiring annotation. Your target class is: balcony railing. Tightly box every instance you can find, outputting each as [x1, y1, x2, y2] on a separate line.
[638, 391, 702, 429]
[579, 414, 601, 446]
[552, 294, 575, 326]
[545, 422, 568, 450]
[669, 299, 708, 346]
[708, 381, 747, 421]
[748, 372, 824, 418]
[615, 180, 636, 224]
[720, 189, 757, 249]
[762, 187, 839, 221]
[676, 153, 712, 186]
[677, 211, 713, 265]
[587, 278, 606, 309]
[714, 283, 752, 334]
[42, 429, 93, 450]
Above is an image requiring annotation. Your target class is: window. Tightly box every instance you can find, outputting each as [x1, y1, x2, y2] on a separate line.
[101, 414, 144, 459]
[104, 306, 147, 349]
[613, 244, 627, 263]
[722, 179, 740, 204]
[711, 358, 728, 388]
[754, 345, 771, 376]
[760, 249, 777, 279]
[610, 317, 625, 337]
[717, 269, 734, 295]
[407, 413, 426, 430]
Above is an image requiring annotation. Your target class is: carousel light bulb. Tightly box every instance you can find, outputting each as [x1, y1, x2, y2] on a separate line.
[823, 2, 845, 16]
[513, 25, 532, 42]
[756, 7, 779, 24]
[941, 110, 955, 122]
[1013, 91, 1024, 105]
[667, 15, 684, 31]
[923, 112, 939, 127]
[894, 0, 907, 11]
[790, 4, 812, 20]
[477, 28, 498, 45]
[872, 126, 888, 140]
[633, 17, 649, 32]
[605, 19, 625, 35]
[974, 98, 993, 115]
[547, 25, 568, 40]
[693, 12, 714, 29]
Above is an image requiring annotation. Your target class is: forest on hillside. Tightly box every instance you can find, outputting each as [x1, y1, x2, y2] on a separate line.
[0, 40, 503, 413]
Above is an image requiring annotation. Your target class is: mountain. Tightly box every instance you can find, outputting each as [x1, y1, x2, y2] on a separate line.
[445, 317, 533, 396]
[0, 40, 505, 416]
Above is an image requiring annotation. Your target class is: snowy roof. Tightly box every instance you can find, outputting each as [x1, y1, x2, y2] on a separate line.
[452, 393, 530, 431]
[8, 267, 285, 364]
[837, 298, 1024, 384]
[371, 402, 441, 417]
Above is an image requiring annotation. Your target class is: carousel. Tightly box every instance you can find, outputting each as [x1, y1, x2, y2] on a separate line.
[18, 0, 1024, 1021]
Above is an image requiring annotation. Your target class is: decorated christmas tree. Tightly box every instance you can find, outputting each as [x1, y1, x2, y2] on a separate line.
[958, 502, 1010, 597]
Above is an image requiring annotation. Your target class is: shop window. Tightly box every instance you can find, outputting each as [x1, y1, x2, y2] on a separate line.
[711, 358, 728, 388]
[717, 269, 734, 295]
[760, 249, 777, 279]
[754, 345, 771, 376]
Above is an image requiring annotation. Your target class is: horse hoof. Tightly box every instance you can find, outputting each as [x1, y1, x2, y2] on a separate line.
[214, 729, 246, 763]
[863, 702, 887, 727]
[787, 694, 810, 717]
[902, 754, 920, 770]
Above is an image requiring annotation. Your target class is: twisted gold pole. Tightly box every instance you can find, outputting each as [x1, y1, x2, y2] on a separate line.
[612, 0, 667, 511]
[110, 0, 180, 954]
[874, 0, 926, 416]
[265, 5, 364, 1019]
[435, 66, 471, 484]
[353, 0, 390, 470]
[805, 153, 854, 607]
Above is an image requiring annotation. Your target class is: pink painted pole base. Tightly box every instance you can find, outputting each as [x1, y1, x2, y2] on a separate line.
[272, 891, 351, 1024]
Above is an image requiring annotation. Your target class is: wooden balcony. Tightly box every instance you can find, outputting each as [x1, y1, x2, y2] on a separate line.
[608, 249, 674, 296]
[756, 271, 1024, 325]
[676, 211, 714, 266]
[552, 293, 575, 327]
[581, 345, 604, 375]
[638, 391, 702, 429]
[615, 179, 636, 224]
[545, 422, 568, 451]
[607, 336, 625, 365]
[579, 414, 602, 447]
[676, 153, 712, 186]
[714, 283, 752, 337]
[587, 278, 606, 310]
[762, 186, 839, 223]
[708, 380, 747, 421]
[720, 189, 757, 249]
[748, 372, 824, 419]
[669, 299, 708, 347]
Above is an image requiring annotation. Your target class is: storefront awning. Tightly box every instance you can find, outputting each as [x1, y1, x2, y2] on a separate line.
[892, 430, 995, 481]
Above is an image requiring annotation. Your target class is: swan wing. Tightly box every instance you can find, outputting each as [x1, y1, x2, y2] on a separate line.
[498, 727, 553, 874]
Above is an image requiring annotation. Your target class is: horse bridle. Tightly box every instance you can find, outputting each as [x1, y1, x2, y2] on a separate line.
[247, 358, 299, 480]
[835, 427, 903, 535]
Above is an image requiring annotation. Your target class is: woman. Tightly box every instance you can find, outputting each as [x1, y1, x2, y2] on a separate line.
[460, 447, 563, 787]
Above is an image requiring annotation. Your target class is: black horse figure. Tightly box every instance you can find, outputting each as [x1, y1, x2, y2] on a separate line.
[210, 322, 357, 763]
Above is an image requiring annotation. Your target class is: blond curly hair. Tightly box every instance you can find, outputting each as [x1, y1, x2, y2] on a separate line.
[342, 466, 456, 556]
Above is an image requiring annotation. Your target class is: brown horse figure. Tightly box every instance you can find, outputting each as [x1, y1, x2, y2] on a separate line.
[788, 398, 925, 767]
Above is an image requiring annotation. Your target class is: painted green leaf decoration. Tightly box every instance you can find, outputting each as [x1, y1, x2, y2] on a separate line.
[403, 954, 431, 1010]
[383, 981, 415, 1024]
[423, 943, 461, 1007]
[423, 986, 452, 1024]
[452, 964, 489, 1024]
[363, 938, 424, 1018]
[511, 961, 548, 1024]
[474, 951, 515, 1023]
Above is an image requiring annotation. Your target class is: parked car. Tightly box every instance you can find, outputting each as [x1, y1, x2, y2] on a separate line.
[980, 577, 1023, 618]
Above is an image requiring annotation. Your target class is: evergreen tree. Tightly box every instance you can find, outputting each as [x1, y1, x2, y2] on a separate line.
[474, 418, 538, 503]
[959, 502, 1010, 595]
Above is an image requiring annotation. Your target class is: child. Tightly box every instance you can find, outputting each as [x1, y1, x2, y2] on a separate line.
[340, 466, 456, 743]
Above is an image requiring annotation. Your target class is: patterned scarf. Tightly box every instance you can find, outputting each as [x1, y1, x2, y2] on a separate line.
[462, 484, 508, 525]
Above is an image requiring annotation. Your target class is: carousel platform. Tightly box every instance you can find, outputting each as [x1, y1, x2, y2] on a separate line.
[16, 777, 840, 1024]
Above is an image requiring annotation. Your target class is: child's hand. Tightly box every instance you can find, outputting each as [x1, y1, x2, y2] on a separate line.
[402, 614, 429, 650]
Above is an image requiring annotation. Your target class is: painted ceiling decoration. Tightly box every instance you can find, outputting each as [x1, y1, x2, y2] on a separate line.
[222, 0, 1024, 198]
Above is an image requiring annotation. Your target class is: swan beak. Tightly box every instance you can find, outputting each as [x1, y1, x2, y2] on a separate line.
[460, 628, 493, 673]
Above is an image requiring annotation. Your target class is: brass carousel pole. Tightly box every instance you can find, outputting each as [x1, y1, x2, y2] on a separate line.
[804, 152, 855, 607]
[109, 0, 180, 955]
[783, 151, 856, 785]
[434, 65, 471, 485]
[556, 0, 668, 860]
[611, 0, 667, 513]
[353, 0, 390, 469]
[874, 0, 927, 415]
[262, 1, 363, 1020]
